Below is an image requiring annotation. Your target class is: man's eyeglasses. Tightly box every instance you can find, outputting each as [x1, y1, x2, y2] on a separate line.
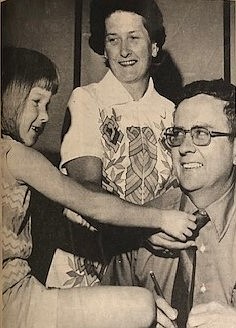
[163, 126, 233, 147]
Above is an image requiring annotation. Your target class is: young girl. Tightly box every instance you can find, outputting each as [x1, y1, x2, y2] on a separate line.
[2, 47, 195, 328]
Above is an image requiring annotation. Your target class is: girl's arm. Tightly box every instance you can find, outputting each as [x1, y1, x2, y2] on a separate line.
[58, 286, 156, 328]
[7, 143, 196, 240]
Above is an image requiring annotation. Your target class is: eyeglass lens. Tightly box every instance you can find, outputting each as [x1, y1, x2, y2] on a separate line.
[167, 127, 210, 146]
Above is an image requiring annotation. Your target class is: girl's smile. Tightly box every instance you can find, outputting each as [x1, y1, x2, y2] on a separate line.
[19, 87, 52, 146]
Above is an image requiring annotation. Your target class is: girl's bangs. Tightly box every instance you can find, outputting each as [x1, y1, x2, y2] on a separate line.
[34, 77, 59, 95]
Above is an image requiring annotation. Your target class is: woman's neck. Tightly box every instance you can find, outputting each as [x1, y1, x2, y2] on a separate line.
[122, 76, 150, 101]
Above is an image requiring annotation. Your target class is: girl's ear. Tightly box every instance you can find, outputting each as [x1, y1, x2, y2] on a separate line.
[152, 43, 159, 58]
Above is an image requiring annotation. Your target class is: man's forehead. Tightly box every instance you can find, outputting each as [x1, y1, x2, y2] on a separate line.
[178, 93, 226, 108]
[175, 94, 227, 116]
[174, 94, 228, 127]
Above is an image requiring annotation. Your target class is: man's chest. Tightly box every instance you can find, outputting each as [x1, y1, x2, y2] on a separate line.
[187, 222, 236, 306]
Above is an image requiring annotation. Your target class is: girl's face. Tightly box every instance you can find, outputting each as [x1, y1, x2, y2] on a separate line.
[19, 86, 52, 146]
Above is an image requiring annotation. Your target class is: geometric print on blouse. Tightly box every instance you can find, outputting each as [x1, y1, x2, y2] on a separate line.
[125, 126, 159, 205]
[99, 109, 172, 205]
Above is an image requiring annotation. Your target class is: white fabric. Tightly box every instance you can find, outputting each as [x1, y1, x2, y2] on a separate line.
[47, 70, 175, 289]
[61, 70, 174, 203]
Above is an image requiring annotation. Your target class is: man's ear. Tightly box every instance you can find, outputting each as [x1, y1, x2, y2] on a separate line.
[104, 50, 108, 59]
[152, 43, 159, 58]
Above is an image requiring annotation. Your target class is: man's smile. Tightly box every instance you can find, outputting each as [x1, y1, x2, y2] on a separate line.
[181, 162, 203, 169]
[119, 60, 137, 66]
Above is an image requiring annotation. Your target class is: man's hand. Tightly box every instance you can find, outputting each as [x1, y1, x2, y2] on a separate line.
[187, 302, 236, 328]
[148, 232, 196, 251]
[155, 295, 178, 327]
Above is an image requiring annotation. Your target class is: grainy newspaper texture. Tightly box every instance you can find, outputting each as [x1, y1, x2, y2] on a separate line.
[1, 0, 236, 327]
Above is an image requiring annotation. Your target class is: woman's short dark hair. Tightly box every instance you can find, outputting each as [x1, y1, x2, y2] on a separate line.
[89, 0, 166, 55]
[176, 79, 236, 141]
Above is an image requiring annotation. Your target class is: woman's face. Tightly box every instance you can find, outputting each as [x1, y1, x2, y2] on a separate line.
[19, 86, 52, 146]
[104, 11, 157, 86]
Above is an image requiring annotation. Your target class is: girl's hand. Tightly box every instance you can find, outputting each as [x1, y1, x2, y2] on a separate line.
[147, 232, 196, 251]
[160, 210, 197, 241]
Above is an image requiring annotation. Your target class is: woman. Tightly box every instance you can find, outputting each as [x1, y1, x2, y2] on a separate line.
[47, 0, 190, 293]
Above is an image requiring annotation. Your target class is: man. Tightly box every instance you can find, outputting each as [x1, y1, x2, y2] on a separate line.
[103, 79, 236, 328]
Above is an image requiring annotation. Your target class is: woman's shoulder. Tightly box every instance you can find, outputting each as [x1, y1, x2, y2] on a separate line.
[70, 82, 99, 101]
[68, 80, 107, 116]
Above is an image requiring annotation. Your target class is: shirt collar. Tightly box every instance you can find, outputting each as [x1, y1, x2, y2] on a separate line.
[96, 69, 156, 108]
[181, 182, 235, 241]
[97, 70, 132, 106]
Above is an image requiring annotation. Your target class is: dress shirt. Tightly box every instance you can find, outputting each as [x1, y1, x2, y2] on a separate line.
[182, 182, 236, 306]
[102, 182, 236, 309]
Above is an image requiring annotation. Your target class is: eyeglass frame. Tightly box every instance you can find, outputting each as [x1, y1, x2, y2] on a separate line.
[163, 126, 234, 148]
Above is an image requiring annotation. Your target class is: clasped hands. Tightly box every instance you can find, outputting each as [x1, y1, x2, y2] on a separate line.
[147, 231, 196, 252]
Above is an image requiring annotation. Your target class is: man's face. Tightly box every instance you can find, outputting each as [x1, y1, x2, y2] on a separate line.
[172, 94, 236, 198]
[104, 11, 157, 85]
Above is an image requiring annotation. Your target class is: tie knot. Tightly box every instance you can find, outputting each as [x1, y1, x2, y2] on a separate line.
[192, 209, 210, 238]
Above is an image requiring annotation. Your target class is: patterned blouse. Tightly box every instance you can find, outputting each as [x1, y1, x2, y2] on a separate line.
[61, 70, 175, 204]
[46, 70, 175, 288]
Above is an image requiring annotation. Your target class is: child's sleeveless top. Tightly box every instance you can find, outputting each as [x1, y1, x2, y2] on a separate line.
[1, 136, 32, 293]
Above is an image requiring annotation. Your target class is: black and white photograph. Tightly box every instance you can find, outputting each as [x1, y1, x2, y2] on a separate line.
[1, 0, 236, 327]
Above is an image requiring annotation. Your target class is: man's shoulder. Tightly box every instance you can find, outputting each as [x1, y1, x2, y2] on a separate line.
[149, 187, 183, 210]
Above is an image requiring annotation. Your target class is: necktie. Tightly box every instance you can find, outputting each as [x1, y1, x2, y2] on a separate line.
[187, 209, 210, 310]
[172, 209, 210, 328]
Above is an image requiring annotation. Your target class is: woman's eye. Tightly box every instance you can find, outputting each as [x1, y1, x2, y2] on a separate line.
[105, 35, 120, 45]
[109, 38, 118, 44]
[33, 99, 40, 106]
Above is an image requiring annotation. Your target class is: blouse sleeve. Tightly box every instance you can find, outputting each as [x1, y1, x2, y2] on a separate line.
[60, 86, 102, 173]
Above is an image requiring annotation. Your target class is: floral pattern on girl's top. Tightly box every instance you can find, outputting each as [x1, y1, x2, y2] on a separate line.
[99, 108, 172, 205]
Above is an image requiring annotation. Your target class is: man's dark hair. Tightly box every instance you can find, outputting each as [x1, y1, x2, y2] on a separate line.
[89, 0, 166, 55]
[176, 79, 236, 140]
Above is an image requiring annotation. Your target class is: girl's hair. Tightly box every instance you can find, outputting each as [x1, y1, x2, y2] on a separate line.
[1, 47, 59, 141]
